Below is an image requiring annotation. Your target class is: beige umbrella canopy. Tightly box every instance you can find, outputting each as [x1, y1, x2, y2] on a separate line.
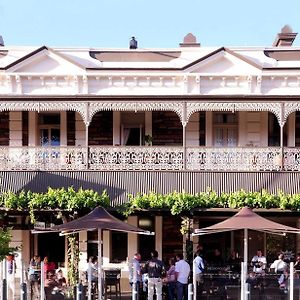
[194, 207, 300, 235]
[193, 207, 300, 300]
[33, 207, 153, 299]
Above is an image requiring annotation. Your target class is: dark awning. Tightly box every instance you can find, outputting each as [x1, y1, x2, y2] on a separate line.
[32, 206, 151, 235]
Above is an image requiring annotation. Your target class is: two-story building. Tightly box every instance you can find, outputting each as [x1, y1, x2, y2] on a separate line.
[1, 26, 300, 275]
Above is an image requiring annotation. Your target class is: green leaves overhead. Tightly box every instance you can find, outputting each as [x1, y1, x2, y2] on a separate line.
[1, 188, 300, 219]
[123, 189, 300, 216]
[0, 187, 110, 223]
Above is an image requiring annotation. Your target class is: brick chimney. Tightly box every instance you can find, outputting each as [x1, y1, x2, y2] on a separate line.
[180, 33, 200, 47]
[0, 36, 4, 47]
[273, 25, 298, 47]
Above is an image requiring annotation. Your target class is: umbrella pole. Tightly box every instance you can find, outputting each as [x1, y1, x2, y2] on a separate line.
[242, 228, 248, 300]
[98, 228, 103, 300]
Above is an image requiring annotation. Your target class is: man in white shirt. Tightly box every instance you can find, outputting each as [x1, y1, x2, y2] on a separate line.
[251, 249, 267, 274]
[175, 253, 190, 300]
[193, 251, 204, 297]
[270, 253, 287, 274]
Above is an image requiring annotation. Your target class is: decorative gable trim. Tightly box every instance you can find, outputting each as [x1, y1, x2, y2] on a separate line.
[1, 46, 85, 72]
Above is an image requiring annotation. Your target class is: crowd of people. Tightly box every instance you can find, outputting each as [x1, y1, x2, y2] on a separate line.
[127, 247, 300, 300]
[28, 255, 66, 300]
[5, 247, 300, 299]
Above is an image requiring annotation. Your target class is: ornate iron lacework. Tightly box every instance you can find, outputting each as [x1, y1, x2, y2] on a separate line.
[186, 102, 283, 125]
[88, 102, 185, 125]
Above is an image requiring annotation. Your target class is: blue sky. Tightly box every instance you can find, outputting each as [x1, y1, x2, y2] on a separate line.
[1, 0, 300, 48]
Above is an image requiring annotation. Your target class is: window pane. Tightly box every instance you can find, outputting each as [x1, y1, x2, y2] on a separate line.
[111, 232, 128, 263]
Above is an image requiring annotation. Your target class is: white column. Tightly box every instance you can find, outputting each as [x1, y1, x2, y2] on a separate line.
[113, 111, 121, 145]
[238, 111, 246, 146]
[155, 216, 163, 259]
[60, 111, 67, 146]
[28, 111, 38, 146]
[75, 112, 86, 146]
[206, 111, 213, 147]
[260, 111, 269, 147]
[145, 111, 152, 137]
[102, 231, 110, 266]
[9, 111, 22, 146]
[78, 231, 88, 273]
[186, 112, 199, 147]
[127, 216, 138, 260]
[287, 112, 295, 147]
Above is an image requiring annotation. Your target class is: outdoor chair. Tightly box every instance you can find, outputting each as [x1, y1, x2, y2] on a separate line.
[104, 269, 121, 299]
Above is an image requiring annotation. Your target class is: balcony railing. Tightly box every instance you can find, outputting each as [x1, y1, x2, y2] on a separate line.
[0, 146, 298, 171]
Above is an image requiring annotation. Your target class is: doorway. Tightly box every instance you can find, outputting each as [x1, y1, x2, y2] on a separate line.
[38, 113, 60, 146]
[38, 233, 65, 267]
[213, 112, 238, 147]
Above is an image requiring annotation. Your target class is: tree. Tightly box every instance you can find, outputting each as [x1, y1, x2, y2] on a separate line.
[0, 228, 16, 260]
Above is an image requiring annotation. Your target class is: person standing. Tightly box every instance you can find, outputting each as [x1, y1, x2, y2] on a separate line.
[175, 253, 190, 300]
[128, 253, 142, 299]
[28, 255, 41, 299]
[166, 258, 176, 300]
[143, 250, 165, 300]
[193, 251, 204, 297]
[6, 254, 16, 300]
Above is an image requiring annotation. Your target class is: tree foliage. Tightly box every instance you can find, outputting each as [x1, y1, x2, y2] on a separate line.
[0, 228, 16, 260]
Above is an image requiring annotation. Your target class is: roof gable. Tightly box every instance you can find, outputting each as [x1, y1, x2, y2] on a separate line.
[5, 46, 85, 73]
[184, 47, 262, 74]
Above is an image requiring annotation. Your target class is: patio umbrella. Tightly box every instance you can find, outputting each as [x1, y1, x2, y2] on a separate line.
[33, 206, 153, 299]
[192, 207, 300, 300]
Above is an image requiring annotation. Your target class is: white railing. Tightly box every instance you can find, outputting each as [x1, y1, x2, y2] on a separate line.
[186, 147, 282, 171]
[0, 146, 87, 171]
[283, 148, 300, 171]
[89, 146, 184, 170]
[0, 146, 292, 171]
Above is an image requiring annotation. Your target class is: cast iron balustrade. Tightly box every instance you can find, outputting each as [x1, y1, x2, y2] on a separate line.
[0, 145, 296, 171]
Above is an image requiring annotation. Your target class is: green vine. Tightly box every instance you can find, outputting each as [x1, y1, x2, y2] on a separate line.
[122, 189, 300, 216]
[0, 187, 110, 224]
[67, 234, 80, 293]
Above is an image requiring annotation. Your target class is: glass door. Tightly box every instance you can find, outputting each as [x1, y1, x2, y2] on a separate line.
[213, 112, 238, 147]
[40, 128, 60, 146]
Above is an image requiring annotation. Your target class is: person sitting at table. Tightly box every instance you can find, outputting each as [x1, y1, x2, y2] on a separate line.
[270, 253, 287, 274]
[227, 250, 241, 273]
[55, 269, 67, 289]
[211, 248, 224, 268]
[251, 249, 267, 275]
[246, 271, 259, 288]
[44, 270, 58, 299]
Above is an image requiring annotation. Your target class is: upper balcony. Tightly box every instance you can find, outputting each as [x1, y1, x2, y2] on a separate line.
[0, 145, 299, 172]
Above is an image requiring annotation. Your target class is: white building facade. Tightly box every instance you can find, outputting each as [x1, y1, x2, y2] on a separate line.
[1, 29, 300, 281]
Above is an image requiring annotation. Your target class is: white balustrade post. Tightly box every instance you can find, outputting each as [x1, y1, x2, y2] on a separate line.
[290, 262, 294, 300]
[40, 261, 44, 300]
